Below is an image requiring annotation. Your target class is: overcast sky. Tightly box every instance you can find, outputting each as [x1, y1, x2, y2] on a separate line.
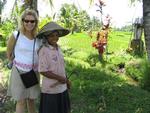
[2, 0, 142, 28]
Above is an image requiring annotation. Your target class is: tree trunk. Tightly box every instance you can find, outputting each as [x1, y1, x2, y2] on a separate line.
[24, 0, 37, 11]
[32, 0, 37, 11]
[0, 0, 6, 23]
[0, 9, 1, 23]
[143, 0, 150, 60]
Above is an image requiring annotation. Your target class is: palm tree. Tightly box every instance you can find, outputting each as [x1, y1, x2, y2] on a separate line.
[24, 0, 37, 10]
[130, 0, 150, 59]
[121, 0, 150, 59]
[11, 0, 53, 14]
[0, 0, 6, 22]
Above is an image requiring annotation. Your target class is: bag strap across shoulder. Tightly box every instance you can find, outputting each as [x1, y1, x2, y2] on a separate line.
[32, 39, 36, 68]
[15, 31, 20, 44]
[13, 31, 20, 50]
[12, 31, 20, 58]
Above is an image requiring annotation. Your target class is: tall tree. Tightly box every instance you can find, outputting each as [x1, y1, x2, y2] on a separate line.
[59, 3, 78, 31]
[143, 0, 150, 60]
[122, 0, 150, 59]
[11, 0, 53, 16]
[0, 0, 6, 23]
[23, 0, 37, 10]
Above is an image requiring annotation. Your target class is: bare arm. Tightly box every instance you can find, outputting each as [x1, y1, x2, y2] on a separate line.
[41, 71, 71, 89]
[40, 71, 67, 84]
[6, 34, 16, 61]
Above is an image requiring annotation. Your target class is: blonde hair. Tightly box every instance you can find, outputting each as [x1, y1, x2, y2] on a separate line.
[18, 9, 39, 37]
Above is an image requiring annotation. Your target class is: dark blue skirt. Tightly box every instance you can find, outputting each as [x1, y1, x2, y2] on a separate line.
[39, 90, 71, 113]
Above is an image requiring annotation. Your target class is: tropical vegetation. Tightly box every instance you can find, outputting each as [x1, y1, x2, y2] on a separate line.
[1, 0, 150, 113]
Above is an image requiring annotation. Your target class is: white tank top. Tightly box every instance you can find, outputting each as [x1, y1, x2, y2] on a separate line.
[13, 31, 41, 71]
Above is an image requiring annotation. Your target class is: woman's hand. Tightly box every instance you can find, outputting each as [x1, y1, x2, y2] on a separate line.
[58, 76, 67, 84]
[50, 78, 71, 88]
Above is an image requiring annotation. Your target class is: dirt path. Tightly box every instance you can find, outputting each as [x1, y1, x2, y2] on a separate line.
[126, 76, 139, 86]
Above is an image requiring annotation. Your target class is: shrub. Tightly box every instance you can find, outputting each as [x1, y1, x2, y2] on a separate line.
[125, 59, 144, 82]
[71, 51, 89, 62]
[141, 61, 150, 91]
[64, 57, 90, 69]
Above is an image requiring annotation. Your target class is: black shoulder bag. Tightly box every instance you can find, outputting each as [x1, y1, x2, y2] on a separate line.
[16, 39, 39, 88]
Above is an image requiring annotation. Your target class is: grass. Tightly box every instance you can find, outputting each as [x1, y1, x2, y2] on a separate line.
[69, 65, 150, 113]
[59, 31, 132, 57]
[107, 31, 131, 52]
[1, 31, 150, 113]
[59, 32, 96, 54]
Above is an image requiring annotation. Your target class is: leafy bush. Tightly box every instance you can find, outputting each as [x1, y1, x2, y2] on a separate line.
[108, 51, 133, 65]
[71, 51, 89, 61]
[61, 46, 76, 56]
[64, 57, 90, 69]
[125, 59, 144, 82]
[87, 53, 99, 67]
[0, 20, 16, 47]
[39, 16, 52, 29]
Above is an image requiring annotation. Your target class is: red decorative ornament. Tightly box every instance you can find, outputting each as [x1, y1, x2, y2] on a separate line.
[92, 40, 107, 54]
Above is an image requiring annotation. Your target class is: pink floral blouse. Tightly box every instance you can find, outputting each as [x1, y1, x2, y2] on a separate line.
[38, 45, 67, 94]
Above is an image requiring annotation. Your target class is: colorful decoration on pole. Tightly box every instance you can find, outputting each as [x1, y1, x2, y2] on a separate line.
[92, 26, 108, 54]
[92, 0, 111, 61]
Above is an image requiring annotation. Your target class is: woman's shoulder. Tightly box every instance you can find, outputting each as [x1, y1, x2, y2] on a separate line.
[36, 38, 42, 46]
[12, 30, 20, 39]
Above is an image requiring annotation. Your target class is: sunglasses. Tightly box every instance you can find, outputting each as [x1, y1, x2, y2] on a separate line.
[23, 19, 36, 23]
